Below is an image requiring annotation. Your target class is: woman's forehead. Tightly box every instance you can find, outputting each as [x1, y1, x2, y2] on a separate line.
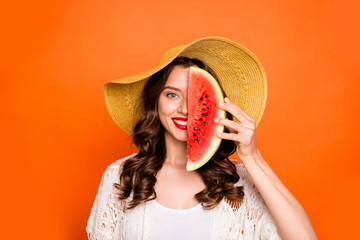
[164, 65, 190, 90]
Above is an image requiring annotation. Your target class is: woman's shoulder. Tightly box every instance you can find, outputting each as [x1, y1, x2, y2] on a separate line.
[229, 159, 257, 192]
[101, 153, 137, 184]
[229, 159, 270, 211]
[229, 159, 248, 179]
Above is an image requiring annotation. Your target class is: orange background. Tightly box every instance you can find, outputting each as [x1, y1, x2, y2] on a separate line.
[1, 0, 359, 239]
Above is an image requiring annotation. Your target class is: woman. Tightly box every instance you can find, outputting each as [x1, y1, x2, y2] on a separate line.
[87, 37, 317, 239]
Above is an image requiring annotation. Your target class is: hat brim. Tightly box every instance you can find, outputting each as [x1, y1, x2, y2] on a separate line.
[105, 37, 267, 136]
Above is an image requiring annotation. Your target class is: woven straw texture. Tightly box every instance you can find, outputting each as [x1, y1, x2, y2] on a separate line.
[104, 37, 267, 135]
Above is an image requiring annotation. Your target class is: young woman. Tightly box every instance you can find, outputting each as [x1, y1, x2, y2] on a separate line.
[87, 37, 317, 240]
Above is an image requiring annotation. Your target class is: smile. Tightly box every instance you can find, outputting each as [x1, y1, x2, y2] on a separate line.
[172, 118, 187, 130]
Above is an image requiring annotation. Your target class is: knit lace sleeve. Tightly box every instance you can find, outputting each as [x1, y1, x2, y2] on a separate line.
[86, 157, 129, 240]
[233, 161, 281, 240]
[212, 161, 281, 240]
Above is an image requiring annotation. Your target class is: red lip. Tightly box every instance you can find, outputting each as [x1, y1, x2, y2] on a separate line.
[172, 118, 187, 130]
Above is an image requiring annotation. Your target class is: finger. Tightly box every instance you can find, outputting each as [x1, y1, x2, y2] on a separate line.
[219, 98, 255, 124]
[216, 131, 246, 142]
[214, 117, 252, 134]
[218, 101, 248, 124]
[224, 97, 253, 121]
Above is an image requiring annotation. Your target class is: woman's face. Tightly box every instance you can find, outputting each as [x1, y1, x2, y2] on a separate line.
[158, 65, 189, 142]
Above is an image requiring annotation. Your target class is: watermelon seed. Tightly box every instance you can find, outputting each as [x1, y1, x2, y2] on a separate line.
[194, 127, 198, 131]
[200, 97, 203, 100]
[195, 137, 200, 141]
[199, 129, 202, 132]
[203, 122, 206, 125]
[207, 106, 210, 109]
[201, 113, 204, 117]
[205, 94, 208, 98]
[205, 113, 208, 116]
[203, 103, 206, 105]
[199, 118, 202, 121]
[193, 133, 197, 136]
[202, 108, 205, 111]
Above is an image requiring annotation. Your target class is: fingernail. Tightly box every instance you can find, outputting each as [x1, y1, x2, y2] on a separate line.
[224, 97, 229, 103]
[214, 118, 219, 123]
[218, 102, 224, 107]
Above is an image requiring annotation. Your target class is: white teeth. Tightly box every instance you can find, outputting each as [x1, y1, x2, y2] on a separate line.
[173, 119, 187, 126]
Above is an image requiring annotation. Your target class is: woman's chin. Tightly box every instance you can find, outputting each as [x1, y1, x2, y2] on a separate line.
[175, 135, 188, 142]
[164, 130, 188, 143]
[175, 133, 188, 142]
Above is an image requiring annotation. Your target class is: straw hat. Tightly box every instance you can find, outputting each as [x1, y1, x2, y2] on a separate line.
[104, 37, 267, 135]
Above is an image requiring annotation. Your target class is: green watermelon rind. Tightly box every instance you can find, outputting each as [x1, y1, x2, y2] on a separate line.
[186, 67, 226, 171]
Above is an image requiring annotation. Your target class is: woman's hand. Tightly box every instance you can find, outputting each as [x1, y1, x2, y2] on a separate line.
[215, 98, 318, 240]
[214, 97, 259, 161]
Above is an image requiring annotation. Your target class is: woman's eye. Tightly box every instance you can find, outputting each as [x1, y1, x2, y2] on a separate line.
[167, 92, 178, 98]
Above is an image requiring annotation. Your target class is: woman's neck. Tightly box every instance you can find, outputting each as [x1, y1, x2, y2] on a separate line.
[164, 132, 187, 169]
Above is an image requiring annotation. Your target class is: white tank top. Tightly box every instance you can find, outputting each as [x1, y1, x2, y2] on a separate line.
[147, 200, 213, 240]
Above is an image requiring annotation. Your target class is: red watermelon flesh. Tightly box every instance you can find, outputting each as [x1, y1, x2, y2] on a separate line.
[187, 66, 225, 171]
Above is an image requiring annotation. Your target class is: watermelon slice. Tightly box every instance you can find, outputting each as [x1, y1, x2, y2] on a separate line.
[187, 66, 225, 171]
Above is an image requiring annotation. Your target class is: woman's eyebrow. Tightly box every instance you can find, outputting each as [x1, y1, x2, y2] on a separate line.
[163, 86, 181, 91]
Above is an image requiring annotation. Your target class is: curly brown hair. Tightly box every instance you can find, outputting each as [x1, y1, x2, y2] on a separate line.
[114, 57, 244, 210]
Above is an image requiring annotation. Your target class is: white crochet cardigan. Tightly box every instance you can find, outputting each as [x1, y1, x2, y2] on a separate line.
[86, 154, 281, 240]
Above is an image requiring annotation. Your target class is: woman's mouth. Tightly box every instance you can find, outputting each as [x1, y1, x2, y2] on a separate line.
[172, 117, 187, 130]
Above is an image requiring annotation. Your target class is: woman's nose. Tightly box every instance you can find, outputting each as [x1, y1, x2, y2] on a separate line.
[179, 97, 188, 115]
